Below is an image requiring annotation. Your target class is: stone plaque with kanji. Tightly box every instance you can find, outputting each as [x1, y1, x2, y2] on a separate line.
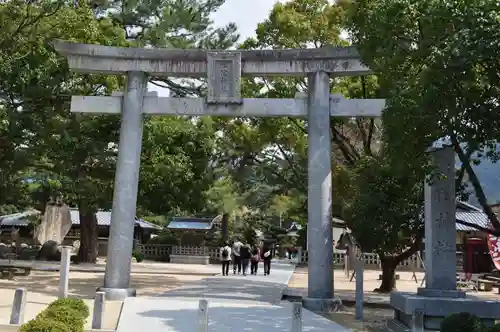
[207, 52, 242, 104]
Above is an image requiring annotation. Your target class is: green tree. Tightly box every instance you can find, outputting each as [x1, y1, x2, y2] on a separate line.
[242, 221, 258, 246]
[346, 0, 500, 232]
[344, 155, 424, 292]
[231, 0, 384, 216]
[0, 1, 127, 262]
[139, 117, 217, 216]
[95, 0, 239, 95]
[1, 0, 239, 263]
[237, 0, 434, 292]
[266, 195, 292, 226]
[203, 177, 243, 243]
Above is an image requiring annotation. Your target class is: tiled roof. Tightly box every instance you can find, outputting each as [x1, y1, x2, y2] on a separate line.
[0, 210, 40, 227]
[455, 211, 490, 232]
[456, 200, 483, 212]
[0, 209, 162, 230]
[167, 217, 214, 230]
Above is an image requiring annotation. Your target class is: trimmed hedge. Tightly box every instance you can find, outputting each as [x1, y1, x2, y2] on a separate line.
[20, 318, 71, 332]
[441, 312, 485, 332]
[20, 298, 89, 332]
[47, 298, 90, 319]
[38, 306, 85, 332]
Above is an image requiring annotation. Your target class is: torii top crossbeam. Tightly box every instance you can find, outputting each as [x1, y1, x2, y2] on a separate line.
[53, 40, 371, 77]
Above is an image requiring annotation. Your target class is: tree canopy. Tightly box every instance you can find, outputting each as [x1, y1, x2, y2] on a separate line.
[347, 0, 500, 230]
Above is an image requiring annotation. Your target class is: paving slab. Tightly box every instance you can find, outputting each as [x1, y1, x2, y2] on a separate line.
[116, 261, 350, 332]
[156, 261, 295, 303]
[117, 297, 349, 332]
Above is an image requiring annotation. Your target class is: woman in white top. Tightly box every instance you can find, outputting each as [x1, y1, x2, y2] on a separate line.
[220, 242, 232, 276]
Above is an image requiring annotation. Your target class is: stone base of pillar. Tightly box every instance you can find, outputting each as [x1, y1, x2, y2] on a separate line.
[97, 287, 136, 301]
[388, 291, 500, 331]
[302, 297, 342, 313]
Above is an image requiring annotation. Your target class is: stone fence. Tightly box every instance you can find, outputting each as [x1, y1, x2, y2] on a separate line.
[136, 244, 220, 259]
[136, 244, 464, 272]
[297, 248, 464, 272]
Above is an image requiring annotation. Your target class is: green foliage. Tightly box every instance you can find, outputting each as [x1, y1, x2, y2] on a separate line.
[242, 224, 258, 246]
[277, 234, 297, 248]
[345, 155, 424, 255]
[0, 0, 238, 263]
[102, 0, 239, 49]
[266, 195, 295, 219]
[440, 312, 485, 332]
[140, 117, 218, 215]
[203, 177, 242, 215]
[132, 250, 145, 263]
[219, 0, 385, 226]
[38, 306, 84, 332]
[47, 298, 89, 319]
[346, 0, 500, 229]
[20, 318, 71, 332]
[22, 298, 88, 332]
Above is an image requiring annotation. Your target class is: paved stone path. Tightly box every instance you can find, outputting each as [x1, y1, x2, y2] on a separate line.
[116, 261, 350, 332]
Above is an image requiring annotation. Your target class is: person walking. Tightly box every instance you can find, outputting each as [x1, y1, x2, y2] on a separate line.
[232, 238, 243, 274]
[250, 245, 260, 275]
[240, 243, 251, 276]
[219, 242, 232, 276]
[261, 244, 273, 276]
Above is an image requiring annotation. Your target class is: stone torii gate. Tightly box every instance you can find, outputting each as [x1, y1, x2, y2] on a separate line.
[54, 41, 385, 308]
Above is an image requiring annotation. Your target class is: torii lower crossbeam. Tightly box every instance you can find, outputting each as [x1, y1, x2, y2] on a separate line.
[71, 95, 384, 118]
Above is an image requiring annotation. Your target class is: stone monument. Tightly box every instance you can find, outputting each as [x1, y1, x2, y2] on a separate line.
[34, 194, 72, 245]
[388, 146, 500, 331]
[54, 40, 386, 304]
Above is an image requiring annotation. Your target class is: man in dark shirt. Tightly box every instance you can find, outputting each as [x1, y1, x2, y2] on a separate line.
[240, 243, 251, 276]
[261, 244, 273, 275]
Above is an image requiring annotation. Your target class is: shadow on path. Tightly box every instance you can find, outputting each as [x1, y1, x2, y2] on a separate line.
[120, 298, 349, 332]
[0, 272, 202, 299]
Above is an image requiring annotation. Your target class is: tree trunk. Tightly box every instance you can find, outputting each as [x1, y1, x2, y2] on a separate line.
[78, 206, 98, 263]
[375, 257, 397, 293]
[221, 213, 229, 244]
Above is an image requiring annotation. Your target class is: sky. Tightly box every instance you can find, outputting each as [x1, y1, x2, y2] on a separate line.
[148, 0, 280, 96]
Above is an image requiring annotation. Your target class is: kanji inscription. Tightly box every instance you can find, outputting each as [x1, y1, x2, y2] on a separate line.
[432, 239, 452, 254]
[207, 52, 242, 104]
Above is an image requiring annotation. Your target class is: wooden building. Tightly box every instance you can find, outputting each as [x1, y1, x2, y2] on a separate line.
[0, 209, 163, 255]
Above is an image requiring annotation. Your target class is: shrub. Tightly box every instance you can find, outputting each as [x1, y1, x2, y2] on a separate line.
[440, 312, 485, 332]
[47, 298, 89, 319]
[20, 318, 71, 332]
[38, 306, 84, 332]
[21, 298, 89, 332]
[133, 250, 145, 262]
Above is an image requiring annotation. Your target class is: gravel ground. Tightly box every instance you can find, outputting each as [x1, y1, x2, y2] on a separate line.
[320, 305, 393, 332]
